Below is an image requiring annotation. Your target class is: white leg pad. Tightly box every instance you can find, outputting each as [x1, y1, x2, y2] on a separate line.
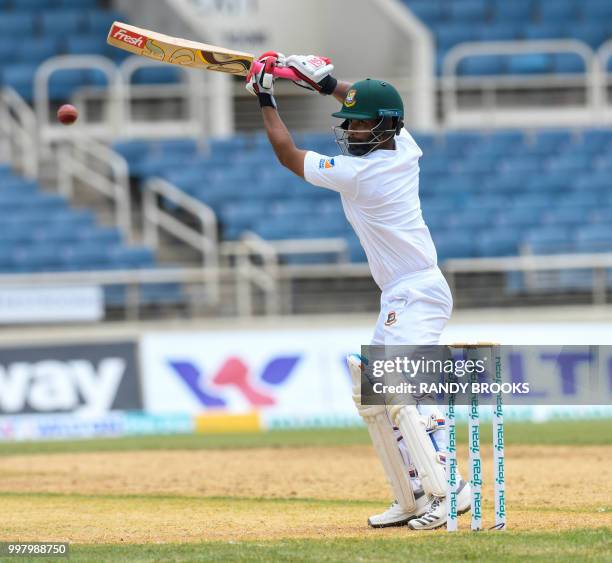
[347, 355, 416, 512]
[390, 404, 447, 498]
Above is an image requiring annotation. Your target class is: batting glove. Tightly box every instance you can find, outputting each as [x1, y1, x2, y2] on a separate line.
[283, 54, 337, 95]
[246, 51, 278, 108]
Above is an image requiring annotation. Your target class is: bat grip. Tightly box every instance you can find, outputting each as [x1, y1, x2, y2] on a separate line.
[250, 60, 300, 81]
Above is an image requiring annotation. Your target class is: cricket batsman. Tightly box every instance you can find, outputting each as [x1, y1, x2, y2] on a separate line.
[246, 53, 471, 530]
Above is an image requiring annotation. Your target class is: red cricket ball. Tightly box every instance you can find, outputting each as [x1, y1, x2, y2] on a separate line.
[57, 104, 79, 125]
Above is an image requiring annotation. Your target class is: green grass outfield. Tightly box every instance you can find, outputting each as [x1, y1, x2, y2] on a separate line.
[7, 530, 611, 562]
[2, 420, 610, 562]
[0, 419, 610, 456]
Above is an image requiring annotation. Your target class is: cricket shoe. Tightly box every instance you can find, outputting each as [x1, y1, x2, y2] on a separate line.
[368, 488, 428, 528]
[407, 480, 471, 531]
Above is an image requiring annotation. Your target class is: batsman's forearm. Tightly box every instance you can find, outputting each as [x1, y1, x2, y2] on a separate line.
[332, 80, 352, 103]
[261, 107, 296, 163]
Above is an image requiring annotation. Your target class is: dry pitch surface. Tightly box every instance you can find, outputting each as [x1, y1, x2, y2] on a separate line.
[0, 424, 610, 547]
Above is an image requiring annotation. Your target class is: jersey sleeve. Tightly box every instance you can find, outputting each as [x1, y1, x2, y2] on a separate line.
[303, 151, 360, 199]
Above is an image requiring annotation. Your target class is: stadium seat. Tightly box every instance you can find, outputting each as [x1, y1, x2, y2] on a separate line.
[492, 0, 534, 22]
[575, 224, 612, 252]
[59, 0, 100, 8]
[537, 0, 578, 22]
[552, 53, 586, 74]
[571, 24, 609, 49]
[132, 67, 183, 85]
[478, 23, 522, 41]
[65, 36, 108, 56]
[0, 13, 35, 36]
[580, 0, 612, 19]
[448, 0, 489, 22]
[2, 63, 38, 100]
[17, 37, 59, 64]
[48, 69, 90, 101]
[458, 55, 505, 76]
[477, 229, 521, 257]
[405, 0, 443, 22]
[507, 53, 552, 74]
[16, 0, 56, 8]
[523, 22, 567, 41]
[40, 11, 85, 35]
[85, 10, 125, 34]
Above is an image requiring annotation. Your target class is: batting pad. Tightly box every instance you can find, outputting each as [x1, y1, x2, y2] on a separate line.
[390, 405, 447, 497]
[347, 355, 416, 512]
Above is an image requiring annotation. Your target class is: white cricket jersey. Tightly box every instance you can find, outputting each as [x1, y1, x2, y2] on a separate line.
[303, 128, 437, 289]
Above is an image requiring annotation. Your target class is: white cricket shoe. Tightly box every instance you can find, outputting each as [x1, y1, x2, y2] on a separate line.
[368, 489, 428, 528]
[407, 480, 471, 531]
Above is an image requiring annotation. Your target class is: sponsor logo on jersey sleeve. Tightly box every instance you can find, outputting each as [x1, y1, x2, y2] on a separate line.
[318, 158, 335, 169]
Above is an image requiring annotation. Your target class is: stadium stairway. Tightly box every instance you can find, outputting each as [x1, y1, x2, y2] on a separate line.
[401, 0, 612, 75]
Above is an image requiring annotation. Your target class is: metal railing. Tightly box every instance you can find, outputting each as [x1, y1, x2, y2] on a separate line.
[440, 39, 610, 128]
[444, 253, 612, 306]
[143, 177, 219, 303]
[57, 136, 133, 241]
[33, 55, 207, 144]
[0, 87, 38, 179]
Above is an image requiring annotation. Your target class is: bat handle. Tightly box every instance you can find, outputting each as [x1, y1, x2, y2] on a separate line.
[250, 60, 300, 81]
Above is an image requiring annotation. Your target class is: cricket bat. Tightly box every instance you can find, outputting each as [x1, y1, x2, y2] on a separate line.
[107, 22, 299, 80]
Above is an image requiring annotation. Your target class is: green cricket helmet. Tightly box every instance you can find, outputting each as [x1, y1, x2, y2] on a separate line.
[332, 79, 405, 156]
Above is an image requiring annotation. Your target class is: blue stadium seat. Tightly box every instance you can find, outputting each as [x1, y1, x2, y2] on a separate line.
[2, 64, 38, 100]
[572, 173, 609, 193]
[61, 243, 113, 270]
[85, 10, 124, 34]
[537, 0, 578, 22]
[17, 37, 59, 64]
[532, 130, 573, 151]
[524, 227, 573, 253]
[405, 0, 443, 22]
[15, 0, 56, 8]
[477, 229, 521, 257]
[542, 206, 586, 227]
[132, 67, 182, 85]
[582, 129, 612, 152]
[0, 13, 35, 36]
[59, 0, 100, 8]
[448, 0, 489, 22]
[589, 207, 612, 223]
[575, 224, 612, 252]
[13, 244, 64, 272]
[523, 23, 567, 41]
[581, 0, 612, 19]
[435, 24, 478, 51]
[552, 53, 586, 74]
[110, 247, 155, 268]
[496, 206, 543, 228]
[492, 0, 534, 22]
[65, 36, 108, 56]
[478, 23, 522, 41]
[572, 24, 609, 49]
[458, 55, 505, 76]
[40, 11, 85, 35]
[434, 231, 478, 260]
[507, 53, 552, 74]
[447, 211, 491, 230]
[546, 153, 593, 173]
[48, 69, 89, 101]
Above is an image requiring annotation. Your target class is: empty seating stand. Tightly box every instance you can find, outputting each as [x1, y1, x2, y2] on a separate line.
[0, 164, 179, 307]
[402, 0, 612, 75]
[0, 1, 179, 101]
[115, 128, 612, 273]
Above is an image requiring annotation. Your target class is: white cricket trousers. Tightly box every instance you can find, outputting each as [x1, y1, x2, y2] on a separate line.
[370, 265, 453, 490]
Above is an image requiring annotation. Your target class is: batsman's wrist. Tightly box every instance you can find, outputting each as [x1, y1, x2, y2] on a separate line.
[258, 93, 277, 109]
[319, 75, 338, 96]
